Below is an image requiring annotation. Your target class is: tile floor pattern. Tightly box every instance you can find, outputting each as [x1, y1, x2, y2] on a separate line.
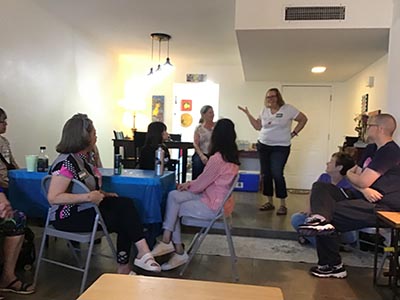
[2, 191, 395, 300]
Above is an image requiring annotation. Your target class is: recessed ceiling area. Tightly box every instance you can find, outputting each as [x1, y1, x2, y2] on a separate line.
[237, 28, 389, 82]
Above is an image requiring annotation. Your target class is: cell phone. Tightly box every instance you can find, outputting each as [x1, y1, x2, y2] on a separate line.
[340, 188, 350, 199]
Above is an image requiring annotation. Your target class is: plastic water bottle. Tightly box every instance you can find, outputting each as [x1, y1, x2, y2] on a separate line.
[37, 146, 49, 172]
[155, 146, 165, 176]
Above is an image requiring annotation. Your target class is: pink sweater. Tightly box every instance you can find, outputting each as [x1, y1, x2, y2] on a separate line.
[188, 152, 239, 215]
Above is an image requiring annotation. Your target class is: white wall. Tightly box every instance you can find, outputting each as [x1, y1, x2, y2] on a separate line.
[387, 0, 400, 142]
[0, 0, 116, 167]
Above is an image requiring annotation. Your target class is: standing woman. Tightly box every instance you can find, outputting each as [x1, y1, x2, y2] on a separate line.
[238, 88, 308, 215]
[192, 105, 215, 180]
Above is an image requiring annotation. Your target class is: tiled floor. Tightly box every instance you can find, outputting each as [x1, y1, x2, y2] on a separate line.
[3, 191, 395, 300]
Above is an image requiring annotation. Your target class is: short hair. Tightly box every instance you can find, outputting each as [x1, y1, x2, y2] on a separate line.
[56, 113, 94, 153]
[266, 88, 285, 107]
[374, 113, 397, 136]
[0, 108, 7, 122]
[332, 152, 355, 176]
[199, 105, 213, 124]
[209, 118, 240, 165]
[144, 122, 167, 147]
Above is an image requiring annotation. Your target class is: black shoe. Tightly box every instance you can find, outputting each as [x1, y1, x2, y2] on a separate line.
[310, 264, 347, 278]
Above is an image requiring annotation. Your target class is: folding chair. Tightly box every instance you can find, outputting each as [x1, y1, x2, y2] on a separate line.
[33, 175, 117, 295]
[179, 174, 240, 282]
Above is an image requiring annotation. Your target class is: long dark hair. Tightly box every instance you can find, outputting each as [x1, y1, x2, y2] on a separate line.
[56, 113, 94, 153]
[209, 118, 240, 165]
[144, 122, 167, 147]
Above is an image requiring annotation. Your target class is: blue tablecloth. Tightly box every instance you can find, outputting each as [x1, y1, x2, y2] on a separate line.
[8, 168, 176, 224]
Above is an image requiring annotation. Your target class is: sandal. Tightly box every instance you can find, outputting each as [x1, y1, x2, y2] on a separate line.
[134, 252, 161, 272]
[276, 205, 288, 215]
[0, 278, 35, 295]
[259, 202, 275, 211]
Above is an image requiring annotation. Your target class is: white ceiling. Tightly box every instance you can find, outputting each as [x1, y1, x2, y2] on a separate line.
[32, 0, 389, 82]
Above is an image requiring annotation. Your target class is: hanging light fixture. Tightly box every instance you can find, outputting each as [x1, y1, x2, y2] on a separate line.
[147, 33, 174, 76]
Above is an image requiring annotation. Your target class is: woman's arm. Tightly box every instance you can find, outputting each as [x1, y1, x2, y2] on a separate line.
[291, 112, 308, 137]
[47, 175, 104, 205]
[188, 154, 225, 193]
[193, 128, 208, 164]
[238, 106, 262, 130]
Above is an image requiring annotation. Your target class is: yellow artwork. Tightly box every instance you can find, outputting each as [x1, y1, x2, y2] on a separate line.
[181, 113, 193, 128]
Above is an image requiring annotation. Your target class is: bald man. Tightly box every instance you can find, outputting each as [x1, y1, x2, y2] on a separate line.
[299, 113, 400, 278]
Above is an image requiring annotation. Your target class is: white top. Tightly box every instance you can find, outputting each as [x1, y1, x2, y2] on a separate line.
[258, 104, 300, 146]
[194, 124, 213, 154]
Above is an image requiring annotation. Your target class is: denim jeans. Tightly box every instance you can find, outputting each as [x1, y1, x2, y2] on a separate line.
[257, 142, 290, 199]
[192, 153, 206, 180]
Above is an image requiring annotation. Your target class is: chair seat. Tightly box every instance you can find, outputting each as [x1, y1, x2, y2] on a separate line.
[181, 215, 232, 230]
[45, 225, 106, 244]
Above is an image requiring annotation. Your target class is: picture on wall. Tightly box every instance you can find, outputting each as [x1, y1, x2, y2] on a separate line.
[152, 95, 165, 122]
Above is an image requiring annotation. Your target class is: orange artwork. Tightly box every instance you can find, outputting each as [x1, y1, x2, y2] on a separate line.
[181, 99, 192, 111]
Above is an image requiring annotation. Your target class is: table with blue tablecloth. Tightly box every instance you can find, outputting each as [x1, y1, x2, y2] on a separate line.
[8, 169, 176, 225]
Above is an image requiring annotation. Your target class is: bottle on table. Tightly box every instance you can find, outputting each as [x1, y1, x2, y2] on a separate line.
[37, 146, 49, 172]
[155, 146, 165, 176]
[114, 154, 122, 175]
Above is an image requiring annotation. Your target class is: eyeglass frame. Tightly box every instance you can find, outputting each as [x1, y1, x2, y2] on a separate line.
[366, 123, 379, 129]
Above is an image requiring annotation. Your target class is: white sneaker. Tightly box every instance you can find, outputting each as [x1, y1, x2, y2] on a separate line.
[151, 241, 175, 257]
[161, 252, 189, 271]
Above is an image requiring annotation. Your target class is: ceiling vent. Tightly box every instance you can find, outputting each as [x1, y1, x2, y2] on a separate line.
[285, 6, 346, 21]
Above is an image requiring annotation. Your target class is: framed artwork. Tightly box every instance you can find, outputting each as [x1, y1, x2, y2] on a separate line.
[152, 95, 165, 122]
[181, 99, 192, 111]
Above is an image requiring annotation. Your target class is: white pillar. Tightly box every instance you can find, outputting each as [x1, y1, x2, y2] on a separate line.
[387, 0, 400, 141]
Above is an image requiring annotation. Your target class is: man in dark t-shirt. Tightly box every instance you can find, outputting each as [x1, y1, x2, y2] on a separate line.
[299, 113, 400, 279]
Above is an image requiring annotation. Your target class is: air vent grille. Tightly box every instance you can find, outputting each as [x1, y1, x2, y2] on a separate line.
[285, 6, 345, 21]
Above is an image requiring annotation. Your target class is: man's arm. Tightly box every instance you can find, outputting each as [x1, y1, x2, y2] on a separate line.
[346, 165, 381, 189]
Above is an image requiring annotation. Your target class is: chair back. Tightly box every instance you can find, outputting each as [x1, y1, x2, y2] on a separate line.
[133, 131, 147, 162]
[41, 175, 90, 197]
[215, 173, 240, 218]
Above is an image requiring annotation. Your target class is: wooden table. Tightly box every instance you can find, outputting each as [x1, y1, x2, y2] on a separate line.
[374, 211, 400, 298]
[77, 274, 283, 300]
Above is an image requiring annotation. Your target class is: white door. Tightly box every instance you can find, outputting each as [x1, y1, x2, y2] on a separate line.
[282, 85, 332, 189]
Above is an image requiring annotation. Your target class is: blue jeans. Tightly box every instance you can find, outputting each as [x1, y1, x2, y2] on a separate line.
[257, 142, 290, 199]
[192, 153, 206, 180]
[291, 212, 358, 247]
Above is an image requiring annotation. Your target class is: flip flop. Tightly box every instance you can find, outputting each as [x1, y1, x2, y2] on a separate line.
[259, 202, 275, 211]
[134, 252, 161, 272]
[0, 278, 35, 295]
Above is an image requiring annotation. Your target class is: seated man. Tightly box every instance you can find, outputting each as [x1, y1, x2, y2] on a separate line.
[0, 188, 34, 296]
[299, 113, 400, 278]
[291, 152, 358, 247]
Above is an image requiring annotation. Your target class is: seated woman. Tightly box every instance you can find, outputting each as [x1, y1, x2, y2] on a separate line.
[47, 113, 161, 274]
[291, 152, 359, 246]
[151, 118, 240, 270]
[138, 122, 173, 171]
[0, 188, 34, 296]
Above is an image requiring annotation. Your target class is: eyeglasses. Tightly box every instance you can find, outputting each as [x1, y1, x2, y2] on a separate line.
[266, 95, 277, 100]
[367, 123, 379, 129]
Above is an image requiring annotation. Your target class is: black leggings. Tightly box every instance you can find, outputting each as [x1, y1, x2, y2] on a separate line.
[53, 197, 145, 264]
